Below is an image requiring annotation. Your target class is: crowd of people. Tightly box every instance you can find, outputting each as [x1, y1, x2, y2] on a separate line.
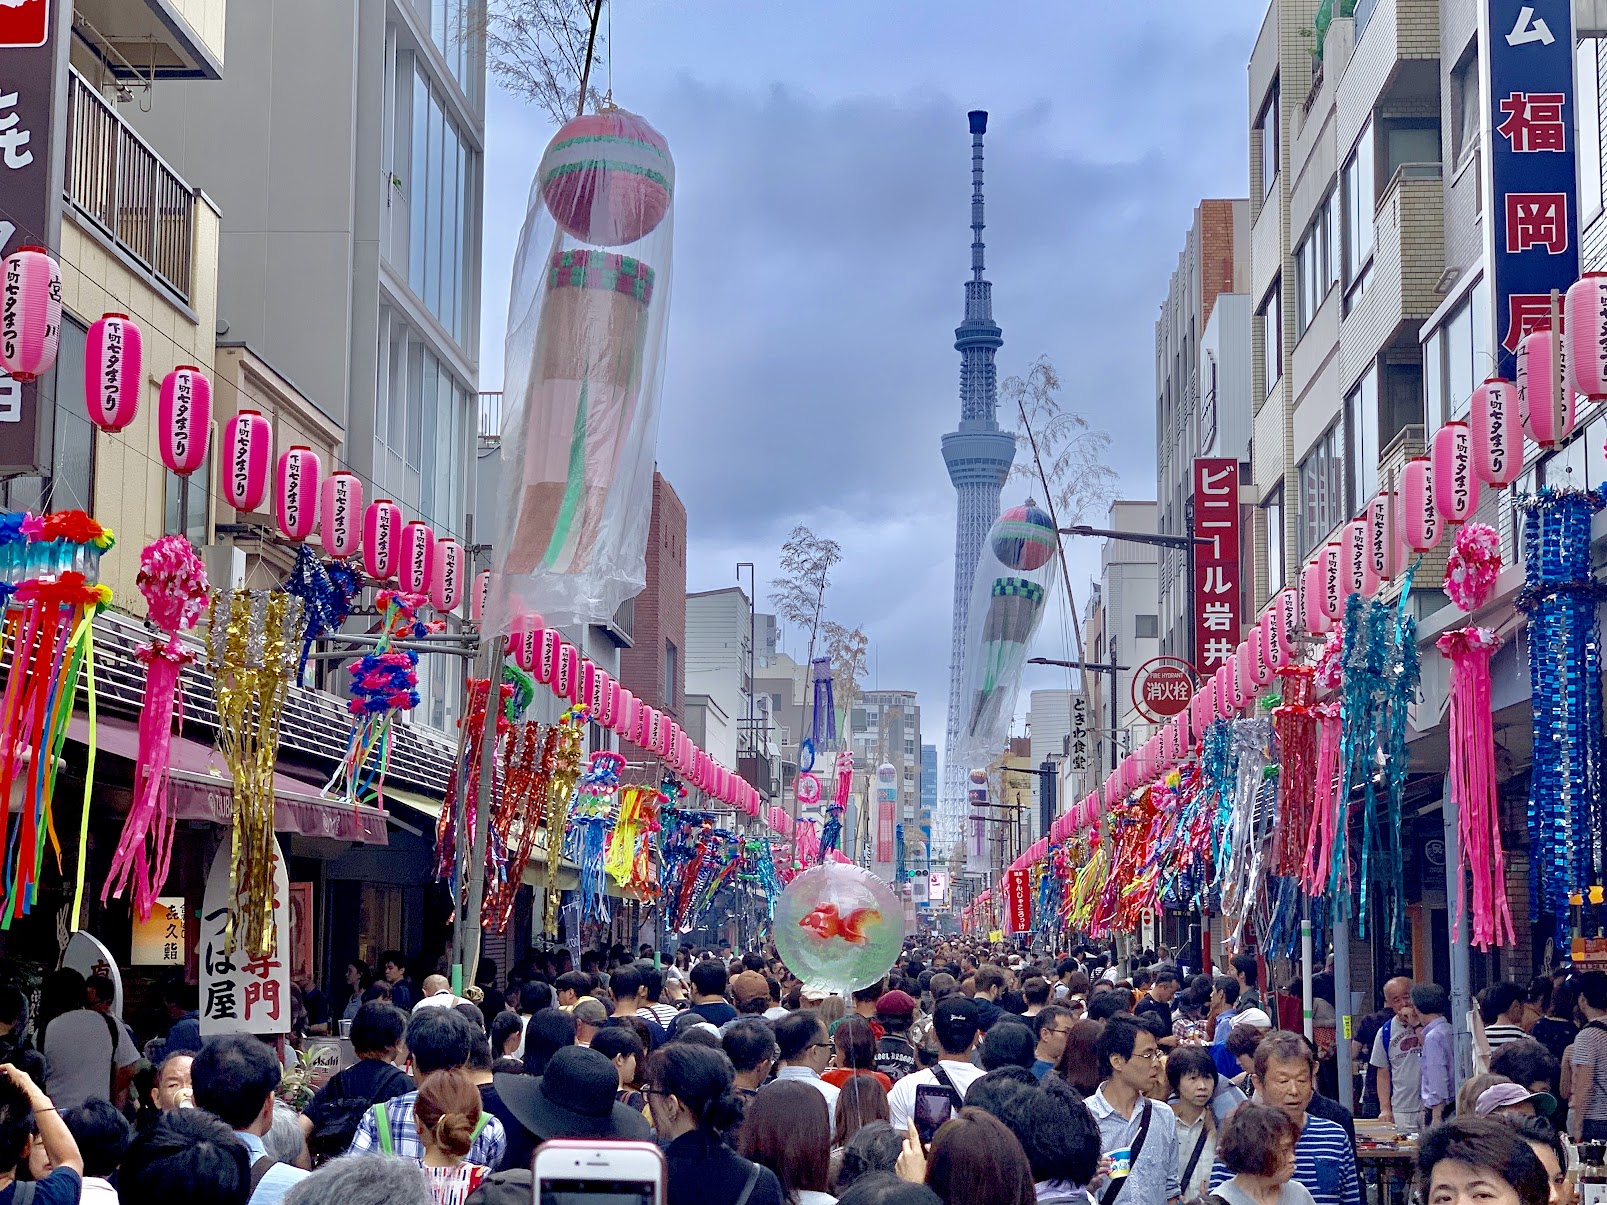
[0, 939, 1591, 1205]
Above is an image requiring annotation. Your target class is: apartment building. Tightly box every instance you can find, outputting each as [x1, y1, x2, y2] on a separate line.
[1155, 200, 1254, 666]
[852, 690, 924, 882]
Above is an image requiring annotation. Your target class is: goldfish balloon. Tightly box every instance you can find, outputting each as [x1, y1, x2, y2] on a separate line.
[774, 863, 905, 996]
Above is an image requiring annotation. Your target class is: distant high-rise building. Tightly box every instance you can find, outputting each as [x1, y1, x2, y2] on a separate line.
[939, 110, 1016, 862]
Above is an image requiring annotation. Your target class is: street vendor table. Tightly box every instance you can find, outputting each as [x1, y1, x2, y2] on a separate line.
[1355, 1131, 1418, 1205]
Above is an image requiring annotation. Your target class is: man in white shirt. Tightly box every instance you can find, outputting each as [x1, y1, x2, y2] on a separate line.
[888, 998, 986, 1133]
[773, 1010, 840, 1128]
[1370, 976, 1423, 1131]
[193, 1033, 310, 1205]
[410, 974, 464, 1012]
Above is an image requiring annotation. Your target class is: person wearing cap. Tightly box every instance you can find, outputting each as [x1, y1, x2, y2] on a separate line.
[1476, 1082, 1559, 1119]
[873, 990, 919, 1083]
[492, 1045, 653, 1159]
[571, 997, 607, 1048]
[730, 971, 773, 1018]
[887, 998, 986, 1134]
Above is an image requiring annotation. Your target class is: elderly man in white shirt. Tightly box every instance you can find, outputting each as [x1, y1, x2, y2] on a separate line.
[410, 974, 466, 1012]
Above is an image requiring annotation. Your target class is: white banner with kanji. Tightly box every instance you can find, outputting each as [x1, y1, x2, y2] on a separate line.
[200, 842, 290, 1036]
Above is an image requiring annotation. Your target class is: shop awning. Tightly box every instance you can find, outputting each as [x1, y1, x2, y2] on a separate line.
[69, 715, 388, 846]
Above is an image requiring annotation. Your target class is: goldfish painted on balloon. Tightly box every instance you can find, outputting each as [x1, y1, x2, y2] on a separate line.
[797, 902, 881, 945]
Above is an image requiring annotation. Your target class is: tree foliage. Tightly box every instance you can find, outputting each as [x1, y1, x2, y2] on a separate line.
[768, 526, 842, 662]
[1003, 354, 1117, 527]
[821, 621, 869, 718]
[480, 0, 607, 123]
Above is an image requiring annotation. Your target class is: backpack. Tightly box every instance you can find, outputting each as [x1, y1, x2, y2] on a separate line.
[306, 1063, 409, 1165]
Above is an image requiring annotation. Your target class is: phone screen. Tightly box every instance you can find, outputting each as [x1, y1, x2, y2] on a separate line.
[539, 1180, 658, 1205]
[913, 1085, 954, 1149]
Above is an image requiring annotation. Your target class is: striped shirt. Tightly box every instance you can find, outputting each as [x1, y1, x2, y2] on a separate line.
[1210, 1113, 1359, 1205]
[1484, 1023, 1529, 1051]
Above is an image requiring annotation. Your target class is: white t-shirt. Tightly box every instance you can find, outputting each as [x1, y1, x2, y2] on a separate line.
[887, 1060, 986, 1133]
[412, 991, 466, 1012]
[44, 1009, 139, 1110]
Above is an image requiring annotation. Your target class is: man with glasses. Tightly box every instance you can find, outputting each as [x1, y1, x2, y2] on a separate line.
[772, 1010, 840, 1127]
[1086, 1014, 1180, 1204]
[1031, 1004, 1077, 1081]
[1208, 1030, 1360, 1205]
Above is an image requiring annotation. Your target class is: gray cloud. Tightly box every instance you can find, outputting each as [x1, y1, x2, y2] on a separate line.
[478, 1, 1268, 753]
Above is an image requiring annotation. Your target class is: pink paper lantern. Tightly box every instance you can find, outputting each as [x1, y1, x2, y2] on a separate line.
[1343, 519, 1368, 597]
[536, 628, 560, 685]
[616, 688, 636, 735]
[1319, 542, 1344, 622]
[1299, 557, 1328, 635]
[1367, 492, 1394, 585]
[399, 521, 435, 594]
[1231, 645, 1251, 709]
[469, 570, 492, 622]
[0, 247, 60, 381]
[430, 537, 464, 612]
[222, 409, 272, 512]
[274, 446, 320, 542]
[1518, 327, 1576, 447]
[1401, 457, 1442, 552]
[1566, 272, 1607, 398]
[580, 659, 598, 713]
[1470, 378, 1522, 487]
[158, 366, 211, 475]
[601, 677, 621, 727]
[363, 499, 402, 580]
[319, 471, 363, 560]
[1210, 664, 1228, 718]
[555, 642, 580, 701]
[84, 313, 143, 433]
[1273, 588, 1298, 666]
[1431, 421, 1479, 525]
[510, 618, 540, 672]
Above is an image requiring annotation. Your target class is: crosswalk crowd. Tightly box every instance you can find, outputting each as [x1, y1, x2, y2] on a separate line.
[0, 940, 1588, 1205]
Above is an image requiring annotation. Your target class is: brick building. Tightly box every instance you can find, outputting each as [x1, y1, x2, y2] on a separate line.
[618, 472, 687, 722]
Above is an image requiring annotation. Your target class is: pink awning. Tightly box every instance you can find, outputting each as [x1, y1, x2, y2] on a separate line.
[69, 714, 389, 845]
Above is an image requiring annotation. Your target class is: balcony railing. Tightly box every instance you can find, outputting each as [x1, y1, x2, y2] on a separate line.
[479, 391, 504, 440]
[64, 71, 196, 303]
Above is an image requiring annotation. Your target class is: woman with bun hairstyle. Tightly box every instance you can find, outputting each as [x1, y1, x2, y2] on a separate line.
[644, 1043, 785, 1205]
[412, 1069, 490, 1205]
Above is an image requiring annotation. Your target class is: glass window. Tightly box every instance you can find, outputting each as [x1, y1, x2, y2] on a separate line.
[1385, 123, 1441, 178]
[1263, 486, 1285, 595]
[1579, 39, 1604, 224]
[406, 66, 476, 346]
[1260, 277, 1282, 397]
[410, 64, 428, 285]
[1344, 121, 1376, 287]
[1455, 50, 1481, 163]
[420, 352, 439, 518]
[1298, 424, 1345, 557]
[406, 337, 424, 470]
[1424, 283, 1488, 428]
[163, 454, 210, 544]
[44, 319, 94, 513]
[1256, 80, 1280, 200]
[664, 640, 679, 708]
[1295, 232, 1315, 335]
[1134, 614, 1159, 640]
[1446, 301, 1474, 420]
[1347, 367, 1380, 510]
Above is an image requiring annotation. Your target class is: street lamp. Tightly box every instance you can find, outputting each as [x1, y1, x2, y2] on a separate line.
[1058, 520, 1215, 669]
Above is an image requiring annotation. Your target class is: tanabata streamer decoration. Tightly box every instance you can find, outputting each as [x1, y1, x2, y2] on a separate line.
[808, 656, 836, 751]
[1333, 586, 1419, 954]
[952, 501, 1059, 771]
[604, 782, 663, 901]
[1270, 666, 1318, 880]
[102, 537, 207, 921]
[333, 590, 437, 808]
[0, 516, 114, 930]
[773, 862, 905, 996]
[539, 704, 591, 933]
[1517, 487, 1607, 926]
[565, 750, 624, 924]
[281, 545, 360, 681]
[206, 590, 306, 957]
[494, 108, 675, 631]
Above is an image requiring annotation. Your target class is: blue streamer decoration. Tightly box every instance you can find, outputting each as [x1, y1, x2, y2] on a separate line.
[1334, 582, 1419, 955]
[282, 546, 361, 681]
[809, 657, 836, 749]
[1516, 486, 1607, 927]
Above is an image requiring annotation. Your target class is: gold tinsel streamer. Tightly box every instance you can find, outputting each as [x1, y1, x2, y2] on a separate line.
[540, 711, 585, 935]
[207, 590, 305, 958]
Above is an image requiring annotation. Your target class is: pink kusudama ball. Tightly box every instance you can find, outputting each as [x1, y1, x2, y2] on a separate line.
[538, 110, 674, 247]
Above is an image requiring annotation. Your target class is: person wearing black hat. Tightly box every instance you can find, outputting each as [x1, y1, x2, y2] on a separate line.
[643, 1044, 783, 1205]
[492, 1046, 652, 1166]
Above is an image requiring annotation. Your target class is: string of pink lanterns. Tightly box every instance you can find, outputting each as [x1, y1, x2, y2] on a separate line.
[1020, 269, 1607, 866]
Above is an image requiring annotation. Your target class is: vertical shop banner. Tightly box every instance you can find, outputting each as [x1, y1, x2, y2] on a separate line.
[1192, 458, 1241, 674]
[0, 0, 68, 473]
[200, 842, 291, 1036]
[1483, 0, 1579, 373]
[131, 897, 186, 965]
[1006, 867, 1032, 933]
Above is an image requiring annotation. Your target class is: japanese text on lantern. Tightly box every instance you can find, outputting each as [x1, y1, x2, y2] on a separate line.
[1192, 458, 1241, 674]
[1486, 0, 1579, 363]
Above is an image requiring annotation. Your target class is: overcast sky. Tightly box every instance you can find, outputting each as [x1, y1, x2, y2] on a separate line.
[479, 1, 1267, 756]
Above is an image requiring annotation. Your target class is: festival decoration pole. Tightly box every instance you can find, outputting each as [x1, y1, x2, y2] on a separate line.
[454, 595, 500, 991]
